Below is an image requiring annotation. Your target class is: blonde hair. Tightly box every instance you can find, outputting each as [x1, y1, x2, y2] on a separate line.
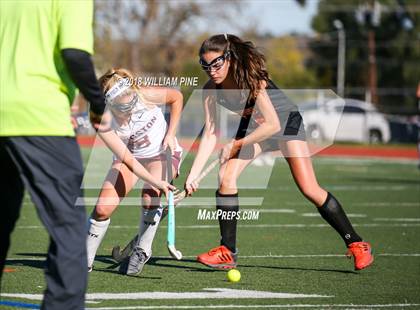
[99, 68, 139, 94]
[99, 67, 156, 110]
[99, 68, 169, 108]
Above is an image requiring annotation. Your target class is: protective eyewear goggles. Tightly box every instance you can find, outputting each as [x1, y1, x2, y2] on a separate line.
[110, 91, 138, 113]
[105, 78, 138, 113]
[199, 51, 230, 72]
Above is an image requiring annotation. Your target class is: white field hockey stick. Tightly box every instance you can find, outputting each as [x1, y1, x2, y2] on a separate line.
[111, 157, 221, 262]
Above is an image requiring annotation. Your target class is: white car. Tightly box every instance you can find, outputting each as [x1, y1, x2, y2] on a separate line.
[299, 98, 391, 144]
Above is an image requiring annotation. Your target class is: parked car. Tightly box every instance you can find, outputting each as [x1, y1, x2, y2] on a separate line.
[299, 98, 391, 144]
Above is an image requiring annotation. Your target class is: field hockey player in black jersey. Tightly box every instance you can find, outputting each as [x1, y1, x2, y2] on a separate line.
[184, 34, 374, 271]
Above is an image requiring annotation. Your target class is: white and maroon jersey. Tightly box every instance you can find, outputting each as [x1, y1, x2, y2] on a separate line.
[112, 100, 181, 159]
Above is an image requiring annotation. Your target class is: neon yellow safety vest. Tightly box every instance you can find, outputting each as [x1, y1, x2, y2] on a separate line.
[0, 0, 94, 136]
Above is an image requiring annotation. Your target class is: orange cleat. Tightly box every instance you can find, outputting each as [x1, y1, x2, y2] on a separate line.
[346, 241, 374, 270]
[197, 245, 237, 269]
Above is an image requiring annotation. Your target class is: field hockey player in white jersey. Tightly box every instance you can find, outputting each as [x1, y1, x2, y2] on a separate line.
[87, 68, 183, 276]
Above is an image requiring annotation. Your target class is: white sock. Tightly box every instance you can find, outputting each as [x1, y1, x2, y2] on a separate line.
[137, 205, 163, 257]
[86, 217, 110, 268]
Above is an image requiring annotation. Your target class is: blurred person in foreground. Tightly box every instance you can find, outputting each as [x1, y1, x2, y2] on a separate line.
[0, 2, 174, 308]
[417, 82, 420, 169]
[0, 1, 106, 309]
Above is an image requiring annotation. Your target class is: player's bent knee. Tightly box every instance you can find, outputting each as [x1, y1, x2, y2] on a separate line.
[94, 204, 114, 220]
[219, 175, 238, 192]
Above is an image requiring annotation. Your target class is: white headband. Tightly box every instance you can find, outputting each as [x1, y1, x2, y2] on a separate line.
[105, 78, 131, 104]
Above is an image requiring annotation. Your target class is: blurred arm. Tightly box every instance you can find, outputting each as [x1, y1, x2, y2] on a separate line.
[188, 94, 218, 179]
[61, 48, 105, 115]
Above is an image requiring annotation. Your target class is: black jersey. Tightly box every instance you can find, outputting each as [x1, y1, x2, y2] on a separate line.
[215, 80, 306, 142]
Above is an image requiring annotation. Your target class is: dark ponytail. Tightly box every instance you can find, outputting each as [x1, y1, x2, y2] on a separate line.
[199, 34, 269, 102]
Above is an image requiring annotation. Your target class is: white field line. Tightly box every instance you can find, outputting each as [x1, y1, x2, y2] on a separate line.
[286, 202, 420, 207]
[78, 185, 419, 200]
[1, 288, 332, 301]
[357, 202, 420, 207]
[83, 304, 420, 309]
[321, 185, 418, 191]
[302, 213, 367, 218]
[7, 253, 420, 261]
[76, 197, 265, 206]
[23, 201, 420, 208]
[23, 201, 298, 212]
[247, 209, 296, 213]
[0, 299, 419, 309]
[373, 218, 420, 222]
[15, 223, 420, 229]
[315, 156, 417, 165]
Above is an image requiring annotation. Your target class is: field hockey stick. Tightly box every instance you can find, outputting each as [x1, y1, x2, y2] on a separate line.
[166, 148, 183, 260]
[112, 111, 250, 262]
[111, 234, 138, 263]
[110, 150, 183, 263]
[110, 149, 181, 263]
[111, 157, 222, 262]
[172, 157, 220, 204]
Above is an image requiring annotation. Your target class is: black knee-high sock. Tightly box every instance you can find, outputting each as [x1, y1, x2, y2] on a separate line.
[216, 190, 239, 253]
[317, 192, 362, 246]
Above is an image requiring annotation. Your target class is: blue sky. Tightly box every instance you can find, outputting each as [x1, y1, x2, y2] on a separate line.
[115, 1, 320, 39]
[212, 0, 319, 36]
[246, 0, 319, 35]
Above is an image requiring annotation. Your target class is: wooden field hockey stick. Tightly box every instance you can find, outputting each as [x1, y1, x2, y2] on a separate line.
[172, 157, 220, 204]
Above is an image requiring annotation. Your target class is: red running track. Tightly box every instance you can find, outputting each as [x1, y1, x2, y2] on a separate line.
[77, 136, 418, 160]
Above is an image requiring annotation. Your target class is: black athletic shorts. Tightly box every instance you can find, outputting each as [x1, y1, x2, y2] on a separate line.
[235, 109, 306, 152]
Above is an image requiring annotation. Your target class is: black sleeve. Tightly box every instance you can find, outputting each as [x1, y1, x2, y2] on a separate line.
[61, 48, 105, 115]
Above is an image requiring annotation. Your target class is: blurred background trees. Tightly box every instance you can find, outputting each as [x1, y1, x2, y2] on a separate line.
[94, 0, 240, 78]
[309, 0, 419, 112]
[93, 0, 419, 113]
